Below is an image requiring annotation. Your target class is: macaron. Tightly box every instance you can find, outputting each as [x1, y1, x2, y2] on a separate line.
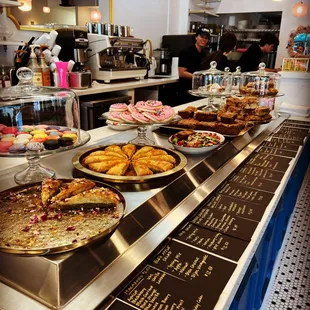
[0, 141, 13, 153]
[46, 129, 58, 134]
[14, 138, 29, 145]
[35, 125, 49, 130]
[2, 127, 18, 135]
[43, 140, 60, 150]
[59, 137, 74, 147]
[1, 137, 16, 142]
[33, 133, 48, 139]
[46, 125, 60, 130]
[16, 131, 29, 136]
[0, 124, 7, 132]
[9, 143, 26, 153]
[59, 127, 71, 132]
[62, 133, 77, 142]
[1, 134, 15, 139]
[30, 130, 46, 135]
[49, 131, 62, 136]
[46, 135, 60, 140]
[26, 142, 44, 152]
[16, 134, 32, 140]
[31, 138, 46, 143]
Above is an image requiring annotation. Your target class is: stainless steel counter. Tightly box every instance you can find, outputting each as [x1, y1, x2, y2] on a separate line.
[0, 113, 296, 310]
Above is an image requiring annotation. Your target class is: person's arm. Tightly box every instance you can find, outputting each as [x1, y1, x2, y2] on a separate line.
[178, 67, 193, 79]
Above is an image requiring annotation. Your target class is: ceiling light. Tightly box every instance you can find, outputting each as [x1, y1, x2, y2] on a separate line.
[18, 0, 32, 12]
[292, 1, 308, 17]
[43, 7, 50, 14]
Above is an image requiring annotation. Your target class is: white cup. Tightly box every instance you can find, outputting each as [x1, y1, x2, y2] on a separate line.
[51, 45, 61, 57]
[35, 33, 50, 45]
[46, 30, 58, 49]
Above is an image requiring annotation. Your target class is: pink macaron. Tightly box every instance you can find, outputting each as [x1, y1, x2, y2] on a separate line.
[0, 141, 13, 153]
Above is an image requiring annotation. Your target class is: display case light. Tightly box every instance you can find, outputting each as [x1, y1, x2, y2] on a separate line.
[43, 6, 50, 14]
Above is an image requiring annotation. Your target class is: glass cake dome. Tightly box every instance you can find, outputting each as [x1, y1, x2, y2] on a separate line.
[239, 63, 281, 97]
[0, 67, 90, 184]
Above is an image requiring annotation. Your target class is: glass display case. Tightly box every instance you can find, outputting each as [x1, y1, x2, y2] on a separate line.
[0, 67, 90, 184]
[190, 61, 233, 111]
[239, 62, 281, 97]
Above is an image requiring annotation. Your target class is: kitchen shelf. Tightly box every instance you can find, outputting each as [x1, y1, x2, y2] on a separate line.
[189, 9, 219, 18]
[0, 0, 20, 7]
[228, 28, 280, 33]
[0, 40, 24, 45]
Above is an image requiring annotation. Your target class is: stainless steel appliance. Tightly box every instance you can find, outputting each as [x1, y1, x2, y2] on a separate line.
[87, 34, 147, 83]
[153, 48, 172, 75]
[56, 27, 92, 89]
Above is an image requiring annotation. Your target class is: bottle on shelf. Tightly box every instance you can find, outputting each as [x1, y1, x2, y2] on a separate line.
[38, 46, 51, 86]
[10, 50, 26, 86]
[1, 65, 11, 88]
[28, 44, 43, 87]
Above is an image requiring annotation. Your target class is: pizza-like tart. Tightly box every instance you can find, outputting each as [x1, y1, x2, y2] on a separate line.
[82, 144, 177, 176]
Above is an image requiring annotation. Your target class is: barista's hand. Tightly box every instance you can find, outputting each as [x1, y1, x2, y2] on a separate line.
[178, 67, 193, 79]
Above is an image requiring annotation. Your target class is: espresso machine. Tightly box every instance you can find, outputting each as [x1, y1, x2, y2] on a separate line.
[87, 34, 147, 83]
[56, 27, 92, 89]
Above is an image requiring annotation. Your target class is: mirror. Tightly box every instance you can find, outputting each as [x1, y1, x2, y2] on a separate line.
[287, 25, 310, 58]
[6, 1, 98, 32]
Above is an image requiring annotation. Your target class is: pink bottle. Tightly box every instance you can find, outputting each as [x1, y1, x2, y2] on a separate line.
[55, 62, 69, 88]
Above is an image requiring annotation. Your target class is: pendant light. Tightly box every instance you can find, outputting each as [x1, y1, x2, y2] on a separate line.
[292, 1, 308, 17]
[18, 0, 32, 12]
[90, 9, 101, 22]
[43, 7, 51, 14]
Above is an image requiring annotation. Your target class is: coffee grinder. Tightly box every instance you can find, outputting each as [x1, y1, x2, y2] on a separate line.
[55, 27, 92, 89]
[153, 48, 172, 76]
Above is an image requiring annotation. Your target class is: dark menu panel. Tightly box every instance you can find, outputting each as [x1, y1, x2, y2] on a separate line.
[277, 127, 309, 136]
[108, 300, 135, 310]
[218, 183, 274, 206]
[247, 153, 292, 172]
[267, 137, 304, 146]
[191, 207, 258, 241]
[175, 223, 249, 261]
[284, 120, 310, 126]
[230, 173, 280, 193]
[282, 122, 310, 129]
[150, 240, 236, 304]
[258, 146, 297, 158]
[239, 164, 285, 182]
[119, 265, 211, 310]
[273, 132, 306, 141]
[263, 140, 300, 152]
[205, 194, 266, 221]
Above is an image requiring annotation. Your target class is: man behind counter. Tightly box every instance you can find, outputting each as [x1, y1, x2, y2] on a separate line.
[237, 33, 280, 72]
[178, 27, 210, 104]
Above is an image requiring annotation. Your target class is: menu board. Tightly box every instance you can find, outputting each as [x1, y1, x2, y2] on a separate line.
[247, 153, 292, 172]
[150, 240, 236, 305]
[108, 300, 136, 310]
[204, 194, 266, 221]
[267, 137, 304, 146]
[175, 223, 249, 261]
[119, 265, 210, 310]
[283, 120, 310, 128]
[262, 141, 300, 152]
[239, 164, 285, 182]
[230, 173, 280, 193]
[258, 146, 297, 158]
[191, 207, 258, 241]
[277, 127, 309, 136]
[218, 183, 274, 206]
[273, 132, 306, 142]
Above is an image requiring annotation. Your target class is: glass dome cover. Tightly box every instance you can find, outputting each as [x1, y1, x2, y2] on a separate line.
[0, 67, 90, 184]
[191, 61, 232, 96]
[239, 63, 281, 97]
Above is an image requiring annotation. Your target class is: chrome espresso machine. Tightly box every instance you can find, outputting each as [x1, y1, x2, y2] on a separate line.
[87, 34, 147, 83]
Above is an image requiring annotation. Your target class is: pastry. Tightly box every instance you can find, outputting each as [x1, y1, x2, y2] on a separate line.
[88, 159, 128, 173]
[132, 162, 153, 176]
[178, 106, 197, 119]
[41, 178, 63, 206]
[106, 161, 130, 176]
[43, 140, 60, 150]
[62, 133, 77, 142]
[194, 111, 217, 122]
[26, 142, 44, 152]
[54, 187, 120, 210]
[131, 111, 152, 123]
[105, 145, 128, 158]
[109, 103, 128, 112]
[0, 141, 13, 153]
[255, 106, 270, 117]
[218, 112, 237, 124]
[59, 137, 74, 147]
[51, 178, 96, 203]
[135, 100, 163, 112]
[119, 111, 138, 124]
[2, 127, 18, 135]
[122, 144, 136, 159]
[8, 143, 26, 154]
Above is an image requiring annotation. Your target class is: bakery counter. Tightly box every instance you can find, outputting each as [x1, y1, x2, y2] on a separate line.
[0, 111, 309, 310]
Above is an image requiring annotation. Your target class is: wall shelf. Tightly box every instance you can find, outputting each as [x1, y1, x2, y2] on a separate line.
[228, 28, 280, 33]
[0, 0, 20, 8]
[189, 9, 219, 18]
[0, 40, 24, 45]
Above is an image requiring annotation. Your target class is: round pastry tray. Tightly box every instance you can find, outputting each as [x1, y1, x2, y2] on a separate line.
[188, 90, 232, 98]
[72, 144, 188, 184]
[0, 129, 91, 157]
[0, 179, 126, 255]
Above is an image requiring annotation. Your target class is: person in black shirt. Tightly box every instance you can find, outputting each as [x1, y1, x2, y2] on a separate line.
[237, 33, 279, 72]
[178, 27, 210, 104]
[200, 32, 237, 71]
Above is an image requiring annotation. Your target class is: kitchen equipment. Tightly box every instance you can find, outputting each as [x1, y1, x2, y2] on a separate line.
[153, 48, 172, 75]
[87, 33, 147, 83]
[69, 70, 92, 89]
[0, 67, 90, 184]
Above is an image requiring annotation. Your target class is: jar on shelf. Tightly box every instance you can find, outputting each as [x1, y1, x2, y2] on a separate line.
[239, 62, 281, 97]
[231, 66, 242, 94]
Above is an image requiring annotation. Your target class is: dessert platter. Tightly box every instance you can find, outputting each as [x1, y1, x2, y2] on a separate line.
[103, 101, 177, 145]
[0, 178, 126, 255]
[168, 130, 225, 155]
[72, 143, 187, 183]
